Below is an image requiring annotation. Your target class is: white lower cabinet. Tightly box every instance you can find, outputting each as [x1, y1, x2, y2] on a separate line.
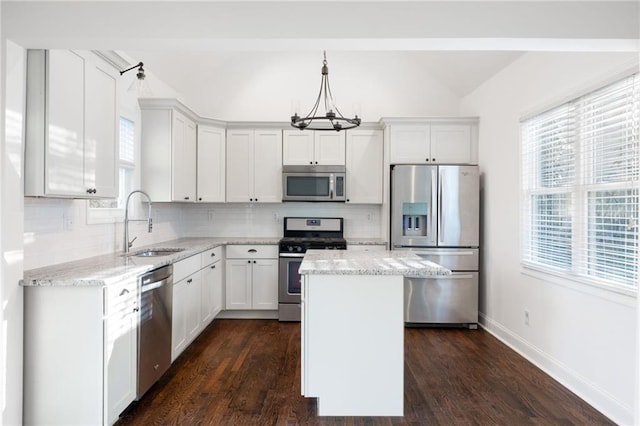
[105, 280, 138, 425]
[172, 246, 224, 362]
[172, 254, 202, 362]
[201, 247, 224, 326]
[225, 245, 278, 310]
[24, 278, 138, 426]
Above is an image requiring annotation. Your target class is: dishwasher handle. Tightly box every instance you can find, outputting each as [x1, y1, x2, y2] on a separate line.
[141, 277, 171, 293]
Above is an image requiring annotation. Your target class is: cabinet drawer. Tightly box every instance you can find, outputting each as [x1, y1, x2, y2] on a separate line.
[226, 244, 278, 259]
[173, 254, 201, 282]
[105, 279, 137, 317]
[201, 246, 223, 267]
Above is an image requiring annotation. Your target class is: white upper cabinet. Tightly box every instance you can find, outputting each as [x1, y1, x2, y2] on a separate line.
[389, 124, 430, 164]
[25, 50, 119, 198]
[171, 110, 197, 201]
[226, 129, 282, 203]
[387, 119, 478, 165]
[430, 124, 476, 164]
[140, 100, 198, 202]
[345, 130, 383, 204]
[197, 125, 226, 202]
[85, 59, 118, 198]
[283, 130, 345, 165]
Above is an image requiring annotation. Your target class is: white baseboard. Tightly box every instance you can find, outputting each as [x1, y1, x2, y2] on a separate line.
[478, 313, 634, 425]
[216, 310, 278, 320]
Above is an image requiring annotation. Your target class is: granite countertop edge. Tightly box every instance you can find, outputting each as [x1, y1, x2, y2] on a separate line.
[22, 237, 281, 287]
[345, 238, 387, 246]
[299, 250, 451, 277]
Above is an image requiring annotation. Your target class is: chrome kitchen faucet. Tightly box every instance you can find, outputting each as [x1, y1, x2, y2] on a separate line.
[124, 190, 153, 253]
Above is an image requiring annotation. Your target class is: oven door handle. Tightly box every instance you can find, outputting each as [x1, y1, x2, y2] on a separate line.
[279, 253, 306, 258]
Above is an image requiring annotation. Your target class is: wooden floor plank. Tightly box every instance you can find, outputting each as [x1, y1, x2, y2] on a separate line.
[117, 320, 613, 426]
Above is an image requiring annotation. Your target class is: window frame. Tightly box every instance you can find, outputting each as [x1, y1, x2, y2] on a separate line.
[520, 72, 639, 295]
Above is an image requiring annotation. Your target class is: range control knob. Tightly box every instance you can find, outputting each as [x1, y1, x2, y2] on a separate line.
[288, 246, 294, 252]
[296, 246, 303, 252]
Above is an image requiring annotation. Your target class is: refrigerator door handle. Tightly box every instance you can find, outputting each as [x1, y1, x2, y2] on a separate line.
[405, 274, 475, 280]
[432, 168, 438, 241]
[437, 168, 442, 243]
[415, 250, 475, 256]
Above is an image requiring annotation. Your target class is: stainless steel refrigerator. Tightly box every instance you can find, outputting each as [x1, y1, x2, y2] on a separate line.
[391, 165, 479, 328]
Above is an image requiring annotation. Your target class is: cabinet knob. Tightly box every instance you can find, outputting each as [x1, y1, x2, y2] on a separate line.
[211, 265, 216, 269]
[315, 161, 318, 164]
[253, 260, 256, 264]
[247, 260, 251, 264]
[199, 197, 202, 201]
[309, 161, 313, 165]
[425, 158, 429, 162]
[432, 158, 436, 162]
[187, 278, 193, 284]
[346, 199, 350, 202]
[249, 198, 253, 202]
[86, 188, 97, 194]
[184, 196, 190, 200]
[255, 198, 258, 202]
[133, 307, 140, 312]
[211, 252, 216, 257]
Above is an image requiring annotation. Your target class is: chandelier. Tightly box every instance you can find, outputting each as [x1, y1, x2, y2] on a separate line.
[291, 52, 361, 132]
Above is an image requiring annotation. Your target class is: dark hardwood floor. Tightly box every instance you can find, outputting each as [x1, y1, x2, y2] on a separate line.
[117, 319, 613, 426]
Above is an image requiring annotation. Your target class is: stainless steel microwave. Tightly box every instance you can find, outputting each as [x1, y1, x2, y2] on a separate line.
[282, 165, 346, 202]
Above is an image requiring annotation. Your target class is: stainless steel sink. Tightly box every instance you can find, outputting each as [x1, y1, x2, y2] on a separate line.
[129, 248, 185, 257]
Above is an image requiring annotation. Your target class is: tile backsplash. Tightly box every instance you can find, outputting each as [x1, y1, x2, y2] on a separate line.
[23, 199, 383, 270]
[23, 198, 184, 270]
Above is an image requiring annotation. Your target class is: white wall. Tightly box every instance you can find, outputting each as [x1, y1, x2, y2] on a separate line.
[460, 51, 639, 425]
[2, 40, 25, 426]
[139, 51, 462, 121]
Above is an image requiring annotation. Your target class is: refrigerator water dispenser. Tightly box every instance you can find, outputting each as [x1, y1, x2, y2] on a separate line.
[402, 203, 428, 237]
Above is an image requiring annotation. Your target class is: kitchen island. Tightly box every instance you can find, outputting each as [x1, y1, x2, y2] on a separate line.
[299, 250, 449, 417]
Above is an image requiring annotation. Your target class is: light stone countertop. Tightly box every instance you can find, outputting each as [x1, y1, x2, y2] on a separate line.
[299, 249, 450, 276]
[21, 237, 280, 287]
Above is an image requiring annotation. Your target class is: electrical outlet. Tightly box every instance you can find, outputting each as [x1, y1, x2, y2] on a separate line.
[207, 210, 214, 222]
[524, 310, 530, 326]
[273, 212, 280, 222]
[62, 212, 73, 231]
[366, 213, 372, 221]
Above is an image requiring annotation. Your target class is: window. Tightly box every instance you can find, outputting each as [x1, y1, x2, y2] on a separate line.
[521, 73, 639, 292]
[87, 116, 136, 223]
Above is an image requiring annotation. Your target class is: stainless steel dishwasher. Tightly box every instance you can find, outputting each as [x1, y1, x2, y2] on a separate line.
[137, 264, 173, 399]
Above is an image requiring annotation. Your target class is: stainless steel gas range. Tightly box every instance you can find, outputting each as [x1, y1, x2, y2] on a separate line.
[278, 217, 346, 321]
